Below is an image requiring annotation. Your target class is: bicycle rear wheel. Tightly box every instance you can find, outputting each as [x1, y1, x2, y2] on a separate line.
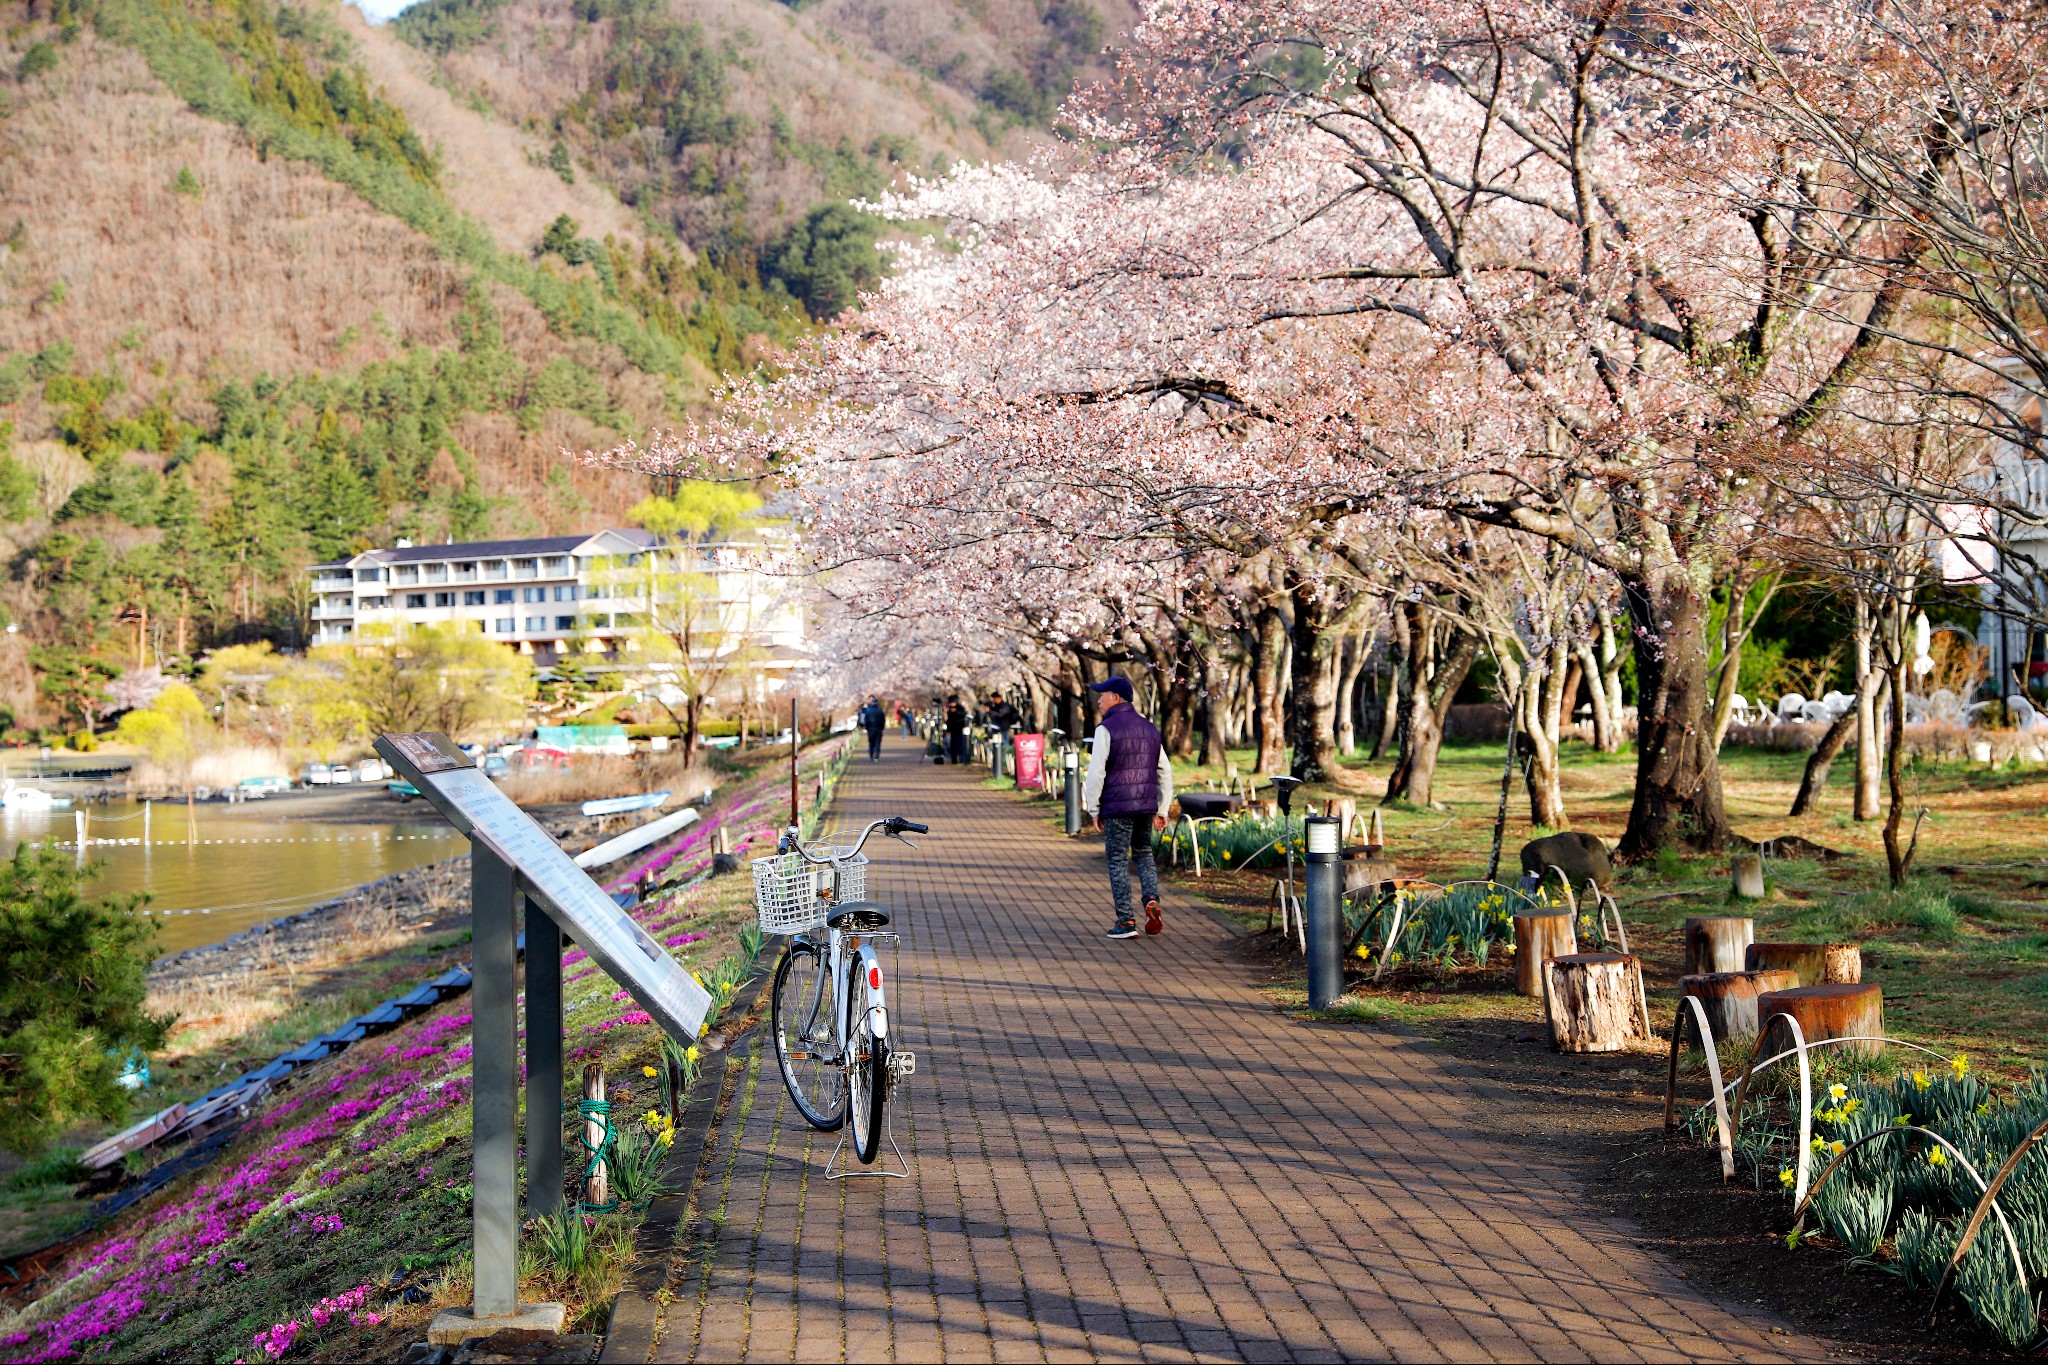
[844, 954, 889, 1163]
[771, 941, 844, 1130]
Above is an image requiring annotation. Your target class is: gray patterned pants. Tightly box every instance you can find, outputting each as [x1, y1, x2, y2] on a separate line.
[1101, 814, 1160, 929]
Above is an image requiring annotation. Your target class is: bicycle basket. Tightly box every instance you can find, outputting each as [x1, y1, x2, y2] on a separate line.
[752, 850, 868, 934]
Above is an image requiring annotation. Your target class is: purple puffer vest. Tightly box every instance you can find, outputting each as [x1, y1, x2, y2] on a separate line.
[1099, 704, 1163, 817]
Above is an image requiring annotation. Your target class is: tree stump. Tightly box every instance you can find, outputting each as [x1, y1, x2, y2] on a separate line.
[1677, 969, 1798, 1047]
[1730, 853, 1766, 899]
[1756, 982, 1884, 1059]
[1544, 953, 1650, 1053]
[1744, 942, 1863, 987]
[1683, 917, 1754, 975]
[1513, 912, 1578, 999]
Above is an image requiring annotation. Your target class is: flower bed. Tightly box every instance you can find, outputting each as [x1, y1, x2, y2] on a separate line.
[0, 739, 854, 1361]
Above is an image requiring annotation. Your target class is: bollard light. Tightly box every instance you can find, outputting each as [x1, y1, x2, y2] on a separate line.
[1062, 746, 1083, 835]
[1303, 816, 1343, 1010]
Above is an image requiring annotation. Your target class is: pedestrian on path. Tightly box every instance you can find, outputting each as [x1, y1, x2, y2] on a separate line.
[859, 695, 886, 762]
[944, 694, 969, 765]
[1081, 676, 1174, 939]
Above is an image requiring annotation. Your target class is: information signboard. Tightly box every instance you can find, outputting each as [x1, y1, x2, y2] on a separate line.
[375, 733, 712, 1041]
[1012, 732, 1046, 790]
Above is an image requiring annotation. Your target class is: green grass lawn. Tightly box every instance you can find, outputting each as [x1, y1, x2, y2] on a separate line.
[1158, 740, 2048, 1076]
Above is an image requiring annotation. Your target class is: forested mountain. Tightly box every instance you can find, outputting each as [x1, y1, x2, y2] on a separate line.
[0, 0, 1127, 732]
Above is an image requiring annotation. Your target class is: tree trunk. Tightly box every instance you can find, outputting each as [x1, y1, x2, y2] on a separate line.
[1384, 603, 1478, 807]
[1789, 708, 1856, 816]
[1617, 571, 1731, 859]
[1160, 661, 1195, 760]
[1882, 643, 1914, 886]
[1577, 643, 1614, 752]
[1373, 614, 1406, 762]
[1198, 638, 1229, 767]
[1251, 607, 1286, 775]
[1544, 953, 1650, 1053]
[1287, 574, 1342, 782]
[1853, 596, 1882, 820]
[1519, 640, 1569, 829]
[1335, 634, 1365, 755]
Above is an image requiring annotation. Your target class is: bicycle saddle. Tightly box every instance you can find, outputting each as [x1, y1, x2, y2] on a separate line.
[826, 901, 892, 930]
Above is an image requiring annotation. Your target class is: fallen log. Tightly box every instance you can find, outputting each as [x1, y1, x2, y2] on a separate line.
[1513, 912, 1577, 1000]
[1757, 982, 1884, 1059]
[1677, 969, 1799, 1048]
[1745, 942, 1862, 987]
[1683, 916, 1754, 975]
[1544, 952, 1650, 1053]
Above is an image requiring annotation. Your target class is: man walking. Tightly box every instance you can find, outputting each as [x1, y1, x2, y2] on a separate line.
[858, 695, 886, 762]
[1081, 676, 1175, 939]
[944, 694, 969, 765]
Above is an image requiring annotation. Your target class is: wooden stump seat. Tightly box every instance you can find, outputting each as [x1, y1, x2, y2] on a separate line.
[1683, 917, 1754, 976]
[1745, 942, 1862, 987]
[1677, 968, 1798, 1047]
[1513, 912, 1577, 1000]
[1756, 982, 1884, 1058]
[1544, 952, 1650, 1053]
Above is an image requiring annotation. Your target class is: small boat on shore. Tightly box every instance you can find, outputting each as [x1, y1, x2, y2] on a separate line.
[581, 791, 670, 818]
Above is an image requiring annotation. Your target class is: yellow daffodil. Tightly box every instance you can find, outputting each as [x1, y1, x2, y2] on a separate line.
[1778, 1167, 1796, 1187]
[1843, 1098, 1863, 1116]
[1913, 1069, 1931, 1090]
[1952, 1053, 1970, 1077]
[642, 1065, 658, 1078]
[658, 1129, 675, 1147]
[1828, 1140, 1845, 1156]
[1928, 1147, 1949, 1166]
[1827, 1082, 1848, 1102]
[686, 1046, 700, 1064]
[642, 1108, 663, 1126]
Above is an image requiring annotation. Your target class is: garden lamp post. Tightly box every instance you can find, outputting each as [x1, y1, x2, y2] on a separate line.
[1303, 817, 1343, 1009]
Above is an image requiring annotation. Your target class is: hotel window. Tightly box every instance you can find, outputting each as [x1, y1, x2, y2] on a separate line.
[483, 560, 506, 579]
[495, 618, 515, 634]
[555, 615, 575, 631]
[523, 587, 545, 603]
[495, 589, 514, 604]
[395, 566, 420, 584]
[525, 616, 545, 631]
[544, 556, 571, 575]
[433, 592, 455, 607]
[405, 593, 427, 609]
[554, 585, 577, 602]
[513, 558, 537, 579]
[425, 564, 449, 582]
[464, 590, 486, 606]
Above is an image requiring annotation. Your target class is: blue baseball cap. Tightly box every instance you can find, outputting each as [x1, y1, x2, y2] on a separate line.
[1088, 676, 1134, 703]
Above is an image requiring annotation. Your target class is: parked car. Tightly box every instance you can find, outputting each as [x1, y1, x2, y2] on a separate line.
[238, 775, 291, 798]
[481, 754, 510, 781]
[329, 764, 355, 784]
[303, 763, 334, 786]
[356, 759, 383, 783]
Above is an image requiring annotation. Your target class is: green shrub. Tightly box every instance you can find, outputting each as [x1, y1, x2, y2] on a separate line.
[5, 1145, 85, 1191]
[0, 843, 169, 1155]
[19, 42, 58, 78]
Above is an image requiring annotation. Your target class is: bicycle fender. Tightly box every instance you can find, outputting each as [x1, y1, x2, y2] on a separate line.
[854, 943, 889, 1041]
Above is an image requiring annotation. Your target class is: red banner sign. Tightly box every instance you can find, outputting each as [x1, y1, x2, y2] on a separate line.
[1012, 732, 1047, 789]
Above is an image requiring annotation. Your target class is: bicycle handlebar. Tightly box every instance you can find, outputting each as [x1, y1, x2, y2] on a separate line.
[782, 815, 928, 863]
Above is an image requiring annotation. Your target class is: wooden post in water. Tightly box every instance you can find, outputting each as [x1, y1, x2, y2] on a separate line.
[143, 800, 151, 846]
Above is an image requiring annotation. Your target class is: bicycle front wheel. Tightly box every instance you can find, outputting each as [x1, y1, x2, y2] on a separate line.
[771, 941, 845, 1130]
[845, 954, 889, 1163]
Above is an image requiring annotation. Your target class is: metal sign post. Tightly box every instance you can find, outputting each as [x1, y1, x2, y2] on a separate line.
[374, 732, 713, 1348]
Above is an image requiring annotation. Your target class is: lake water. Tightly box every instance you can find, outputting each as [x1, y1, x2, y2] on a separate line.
[4, 791, 469, 955]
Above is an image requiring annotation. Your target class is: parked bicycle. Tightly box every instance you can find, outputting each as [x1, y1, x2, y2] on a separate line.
[753, 815, 927, 1164]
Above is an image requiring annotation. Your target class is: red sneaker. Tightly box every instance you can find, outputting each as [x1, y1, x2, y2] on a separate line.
[1144, 897, 1163, 935]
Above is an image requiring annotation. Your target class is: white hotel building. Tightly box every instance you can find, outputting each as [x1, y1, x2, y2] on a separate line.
[307, 530, 805, 676]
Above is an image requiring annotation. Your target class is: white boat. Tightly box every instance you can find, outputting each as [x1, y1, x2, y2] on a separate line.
[580, 791, 671, 817]
[0, 780, 67, 810]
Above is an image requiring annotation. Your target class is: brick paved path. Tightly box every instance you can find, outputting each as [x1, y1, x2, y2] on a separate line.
[643, 737, 1832, 1363]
